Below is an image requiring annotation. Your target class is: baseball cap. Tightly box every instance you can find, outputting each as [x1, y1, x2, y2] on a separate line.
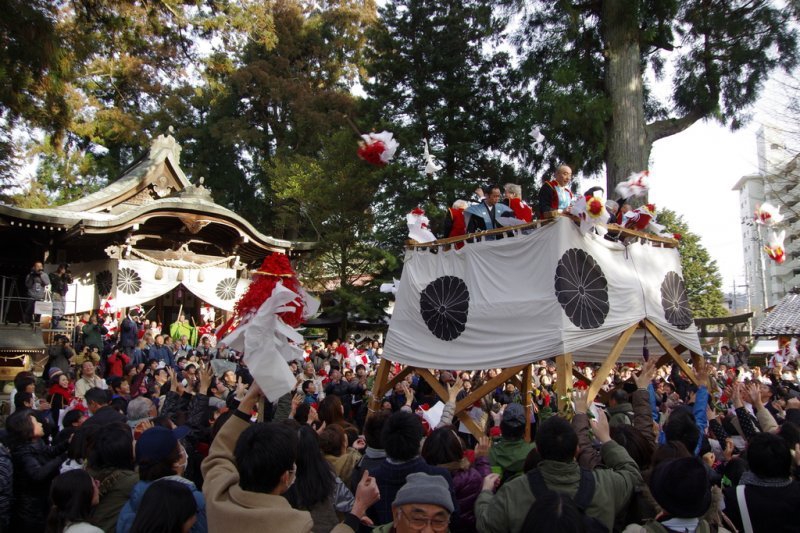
[135, 426, 190, 465]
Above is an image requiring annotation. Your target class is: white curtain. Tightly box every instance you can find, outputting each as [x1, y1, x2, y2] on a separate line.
[182, 267, 249, 311]
[45, 259, 251, 314]
[115, 260, 179, 308]
[383, 217, 703, 368]
[114, 260, 249, 311]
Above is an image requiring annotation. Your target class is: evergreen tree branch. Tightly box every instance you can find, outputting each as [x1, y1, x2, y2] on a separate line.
[645, 109, 706, 143]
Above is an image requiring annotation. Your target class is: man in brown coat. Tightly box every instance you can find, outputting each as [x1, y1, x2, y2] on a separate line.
[202, 383, 379, 532]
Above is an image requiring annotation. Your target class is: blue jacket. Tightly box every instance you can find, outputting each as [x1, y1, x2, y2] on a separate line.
[116, 476, 207, 533]
[656, 385, 709, 455]
[465, 201, 514, 237]
[149, 345, 174, 367]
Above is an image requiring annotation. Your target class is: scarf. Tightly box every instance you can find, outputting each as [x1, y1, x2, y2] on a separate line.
[48, 383, 73, 402]
[739, 470, 793, 488]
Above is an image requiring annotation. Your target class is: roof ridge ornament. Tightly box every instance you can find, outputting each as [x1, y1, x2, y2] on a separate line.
[149, 125, 182, 163]
[179, 176, 213, 202]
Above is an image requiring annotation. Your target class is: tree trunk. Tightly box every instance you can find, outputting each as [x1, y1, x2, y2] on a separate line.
[601, 0, 650, 196]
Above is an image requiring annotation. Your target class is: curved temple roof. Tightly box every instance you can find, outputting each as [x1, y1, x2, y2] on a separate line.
[0, 130, 314, 261]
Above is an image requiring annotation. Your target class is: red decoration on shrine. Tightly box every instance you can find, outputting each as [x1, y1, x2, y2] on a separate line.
[233, 253, 304, 328]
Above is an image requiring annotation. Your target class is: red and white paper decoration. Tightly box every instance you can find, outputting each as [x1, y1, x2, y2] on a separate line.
[357, 131, 399, 167]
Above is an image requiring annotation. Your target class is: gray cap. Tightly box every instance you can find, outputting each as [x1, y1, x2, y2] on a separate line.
[502, 403, 526, 426]
[393, 472, 454, 513]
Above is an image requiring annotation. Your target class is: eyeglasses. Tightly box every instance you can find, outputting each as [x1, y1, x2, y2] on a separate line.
[398, 509, 450, 531]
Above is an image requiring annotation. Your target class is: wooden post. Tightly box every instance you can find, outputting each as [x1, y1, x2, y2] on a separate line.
[522, 364, 533, 441]
[367, 358, 392, 417]
[555, 353, 573, 412]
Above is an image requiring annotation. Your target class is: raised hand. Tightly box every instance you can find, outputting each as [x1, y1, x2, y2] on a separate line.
[590, 406, 611, 443]
[732, 382, 744, 409]
[447, 376, 464, 403]
[198, 364, 213, 394]
[475, 435, 491, 457]
[481, 473, 500, 492]
[746, 382, 763, 409]
[635, 358, 657, 389]
[573, 389, 589, 415]
[352, 470, 380, 521]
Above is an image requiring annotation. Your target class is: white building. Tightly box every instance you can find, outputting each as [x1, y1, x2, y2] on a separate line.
[733, 126, 800, 324]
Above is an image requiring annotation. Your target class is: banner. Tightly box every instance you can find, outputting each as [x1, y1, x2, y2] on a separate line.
[384, 217, 703, 368]
[115, 260, 248, 311]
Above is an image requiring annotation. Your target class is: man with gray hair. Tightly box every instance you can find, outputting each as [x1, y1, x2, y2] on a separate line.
[442, 199, 469, 243]
[127, 396, 157, 434]
[503, 183, 532, 223]
[372, 472, 454, 533]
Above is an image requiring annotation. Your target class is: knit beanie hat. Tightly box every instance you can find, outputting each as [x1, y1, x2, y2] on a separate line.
[49, 368, 65, 382]
[649, 457, 711, 518]
[393, 472, 454, 513]
[502, 403, 526, 427]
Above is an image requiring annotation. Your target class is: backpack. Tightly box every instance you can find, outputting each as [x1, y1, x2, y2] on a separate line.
[522, 467, 609, 533]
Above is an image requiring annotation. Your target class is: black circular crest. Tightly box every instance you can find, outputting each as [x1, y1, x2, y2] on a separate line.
[117, 268, 142, 295]
[216, 278, 238, 300]
[661, 271, 693, 330]
[419, 276, 469, 341]
[554, 248, 609, 329]
[95, 270, 113, 297]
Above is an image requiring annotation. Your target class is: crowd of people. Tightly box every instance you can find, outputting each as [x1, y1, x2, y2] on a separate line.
[1, 311, 799, 533]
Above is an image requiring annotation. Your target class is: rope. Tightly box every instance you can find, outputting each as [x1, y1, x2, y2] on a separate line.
[128, 248, 236, 270]
[0, 354, 29, 361]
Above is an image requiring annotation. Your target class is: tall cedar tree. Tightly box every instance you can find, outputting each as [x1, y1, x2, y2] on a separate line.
[364, 0, 527, 247]
[2, 1, 279, 206]
[512, 0, 799, 192]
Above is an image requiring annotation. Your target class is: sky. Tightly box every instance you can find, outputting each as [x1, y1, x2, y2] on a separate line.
[578, 77, 795, 294]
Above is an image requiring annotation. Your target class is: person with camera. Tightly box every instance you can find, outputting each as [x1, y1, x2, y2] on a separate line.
[23, 260, 50, 323]
[120, 309, 143, 356]
[82, 313, 108, 353]
[48, 263, 72, 329]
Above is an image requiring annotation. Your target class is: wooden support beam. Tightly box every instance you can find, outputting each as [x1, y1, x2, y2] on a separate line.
[642, 319, 699, 385]
[416, 368, 450, 406]
[381, 366, 414, 399]
[572, 368, 591, 386]
[368, 359, 392, 416]
[521, 364, 533, 441]
[455, 412, 484, 439]
[509, 375, 523, 390]
[455, 365, 526, 413]
[586, 323, 639, 403]
[556, 353, 573, 412]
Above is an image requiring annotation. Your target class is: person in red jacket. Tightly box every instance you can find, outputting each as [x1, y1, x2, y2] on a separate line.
[442, 200, 468, 249]
[106, 346, 131, 378]
[503, 184, 533, 222]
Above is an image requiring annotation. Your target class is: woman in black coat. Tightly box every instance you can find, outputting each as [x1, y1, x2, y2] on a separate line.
[6, 408, 68, 532]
